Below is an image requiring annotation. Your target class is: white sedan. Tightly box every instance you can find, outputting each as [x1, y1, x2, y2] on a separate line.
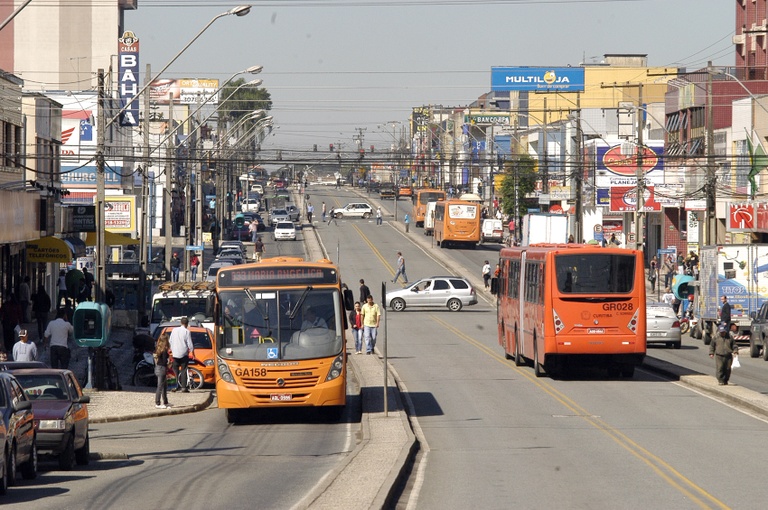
[273, 221, 297, 241]
[330, 203, 373, 219]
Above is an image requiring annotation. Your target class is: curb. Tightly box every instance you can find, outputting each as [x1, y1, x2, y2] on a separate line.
[88, 390, 215, 424]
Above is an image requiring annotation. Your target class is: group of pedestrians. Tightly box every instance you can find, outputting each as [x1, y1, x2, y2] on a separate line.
[349, 279, 380, 355]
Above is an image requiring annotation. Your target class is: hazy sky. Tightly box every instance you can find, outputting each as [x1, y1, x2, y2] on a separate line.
[126, 0, 735, 153]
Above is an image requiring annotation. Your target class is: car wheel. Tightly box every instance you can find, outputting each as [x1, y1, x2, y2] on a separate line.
[363, 212, 372, 219]
[447, 298, 463, 312]
[750, 338, 761, 358]
[58, 435, 76, 471]
[6, 444, 16, 486]
[20, 439, 36, 480]
[391, 298, 406, 312]
[763, 341, 768, 361]
[75, 432, 90, 466]
[672, 341, 682, 350]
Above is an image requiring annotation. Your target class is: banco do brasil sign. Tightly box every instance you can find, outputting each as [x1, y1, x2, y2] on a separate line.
[491, 67, 585, 92]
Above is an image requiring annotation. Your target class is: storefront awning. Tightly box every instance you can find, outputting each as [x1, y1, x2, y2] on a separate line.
[85, 230, 138, 247]
[26, 236, 76, 264]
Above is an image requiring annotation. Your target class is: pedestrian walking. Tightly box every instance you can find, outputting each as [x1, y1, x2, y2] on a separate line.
[663, 255, 676, 289]
[254, 236, 265, 262]
[44, 308, 73, 369]
[349, 302, 364, 354]
[169, 317, 194, 392]
[154, 332, 172, 409]
[32, 284, 51, 340]
[392, 251, 408, 284]
[361, 295, 381, 355]
[171, 252, 181, 282]
[190, 253, 200, 281]
[13, 329, 37, 362]
[491, 263, 501, 295]
[720, 295, 732, 328]
[376, 207, 382, 226]
[57, 269, 68, 307]
[82, 267, 94, 301]
[359, 279, 371, 303]
[321, 201, 327, 222]
[0, 294, 23, 355]
[404, 213, 410, 233]
[19, 276, 31, 323]
[482, 260, 491, 290]
[709, 323, 739, 385]
[307, 202, 314, 223]
[649, 255, 658, 292]
[249, 218, 258, 243]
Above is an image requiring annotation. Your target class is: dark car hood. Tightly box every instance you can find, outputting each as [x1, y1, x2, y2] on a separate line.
[31, 400, 74, 419]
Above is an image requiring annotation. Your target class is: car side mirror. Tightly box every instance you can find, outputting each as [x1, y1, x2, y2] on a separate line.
[14, 399, 32, 412]
[77, 395, 91, 404]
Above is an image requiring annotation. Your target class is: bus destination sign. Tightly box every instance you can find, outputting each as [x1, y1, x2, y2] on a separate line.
[219, 266, 338, 287]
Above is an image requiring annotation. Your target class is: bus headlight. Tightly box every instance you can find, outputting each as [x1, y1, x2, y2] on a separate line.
[325, 355, 344, 381]
[217, 356, 235, 383]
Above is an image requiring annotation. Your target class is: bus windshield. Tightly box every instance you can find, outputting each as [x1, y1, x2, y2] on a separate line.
[152, 297, 211, 324]
[555, 253, 637, 294]
[217, 288, 343, 361]
[419, 191, 443, 203]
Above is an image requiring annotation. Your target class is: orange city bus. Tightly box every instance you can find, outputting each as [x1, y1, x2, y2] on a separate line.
[412, 188, 446, 227]
[214, 257, 354, 423]
[497, 243, 646, 377]
[434, 199, 481, 248]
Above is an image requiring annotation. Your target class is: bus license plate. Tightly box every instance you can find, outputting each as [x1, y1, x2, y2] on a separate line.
[270, 393, 292, 401]
[587, 328, 605, 334]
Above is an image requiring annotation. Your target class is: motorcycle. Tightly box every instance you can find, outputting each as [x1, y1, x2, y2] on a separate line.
[679, 307, 697, 336]
[132, 350, 205, 390]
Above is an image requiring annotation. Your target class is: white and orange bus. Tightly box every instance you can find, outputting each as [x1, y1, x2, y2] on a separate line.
[412, 188, 446, 227]
[214, 257, 354, 422]
[497, 244, 646, 377]
[434, 199, 481, 248]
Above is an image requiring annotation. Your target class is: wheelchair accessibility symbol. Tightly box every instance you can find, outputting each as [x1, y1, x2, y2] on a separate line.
[267, 347, 279, 359]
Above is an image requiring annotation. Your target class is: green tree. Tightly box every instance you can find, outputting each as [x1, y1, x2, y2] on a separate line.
[498, 154, 538, 217]
[219, 78, 272, 122]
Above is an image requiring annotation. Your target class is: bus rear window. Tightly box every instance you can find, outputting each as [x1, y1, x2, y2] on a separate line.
[555, 254, 636, 294]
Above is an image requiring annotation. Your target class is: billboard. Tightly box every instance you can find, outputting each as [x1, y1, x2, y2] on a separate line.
[491, 67, 585, 92]
[595, 143, 665, 187]
[118, 31, 140, 126]
[609, 186, 662, 213]
[149, 78, 220, 104]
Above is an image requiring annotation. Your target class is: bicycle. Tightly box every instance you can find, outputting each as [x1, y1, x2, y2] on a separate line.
[81, 342, 123, 391]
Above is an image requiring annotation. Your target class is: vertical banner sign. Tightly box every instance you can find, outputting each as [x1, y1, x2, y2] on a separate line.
[118, 31, 140, 127]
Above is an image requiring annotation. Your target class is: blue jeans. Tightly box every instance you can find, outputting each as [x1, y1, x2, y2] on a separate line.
[191, 266, 198, 281]
[172, 267, 180, 282]
[393, 267, 408, 284]
[376, 216, 382, 225]
[352, 328, 363, 352]
[363, 326, 377, 353]
[155, 364, 168, 405]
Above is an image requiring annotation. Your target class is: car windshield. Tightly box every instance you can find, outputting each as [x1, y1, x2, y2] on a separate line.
[15, 374, 68, 400]
[272, 209, 288, 215]
[218, 288, 343, 361]
[647, 304, 676, 318]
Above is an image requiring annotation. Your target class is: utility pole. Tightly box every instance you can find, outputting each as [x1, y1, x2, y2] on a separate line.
[541, 98, 549, 213]
[138, 63, 151, 321]
[705, 60, 716, 245]
[635, 84, 645, 253]
[95, 69, 106, 302]
[574, 94, 583, 243]
[165, 94, 174, 281]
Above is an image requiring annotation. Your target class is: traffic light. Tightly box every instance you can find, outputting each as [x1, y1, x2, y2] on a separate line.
[226, 192, 233, 213]
[313, 144, 318, 151]
[329, 144, 334, 152]
[370, 145, 375, 153]
[358, 149, 365, 160]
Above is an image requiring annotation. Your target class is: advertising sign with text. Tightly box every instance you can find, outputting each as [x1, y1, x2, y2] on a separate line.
[491, 67, 585, 92]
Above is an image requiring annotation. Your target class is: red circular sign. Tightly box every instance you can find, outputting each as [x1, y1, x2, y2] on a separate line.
[602, 145, 659, 176]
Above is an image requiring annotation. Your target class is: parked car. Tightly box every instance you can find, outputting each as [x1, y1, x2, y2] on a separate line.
[153, 322, 214, 386]
[206, 260, 234, 282]
[750, 301, 768, 359]
[216, 249, 245, 265]
[11, 369, 90, 470]
[0, 362, 47, 372]
[241, 197, 261, 213]
[219, 240, 245, 253]
[385, 277, 478, 312]
[286, 204, 301, 223]
[330, 203, 374, 219]
[0, 372, 37, 485]
[273, 221, 297, 241]
[646, 302, 682, 349]
[269, 208, 291, 227]
[229, 223, 250, 241]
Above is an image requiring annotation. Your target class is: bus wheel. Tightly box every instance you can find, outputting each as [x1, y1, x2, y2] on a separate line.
[447, 298, 463, 312]
[703, 328, 712, 346]
[514, 330, 524, 367]
[501, 323, 512, 360]
[391, 298, 406, 312]
[533, 339, 544, 377]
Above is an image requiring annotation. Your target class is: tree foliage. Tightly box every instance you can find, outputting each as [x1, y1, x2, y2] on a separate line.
[498, 154, 538, 217]
[219, 78, 272, 122]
